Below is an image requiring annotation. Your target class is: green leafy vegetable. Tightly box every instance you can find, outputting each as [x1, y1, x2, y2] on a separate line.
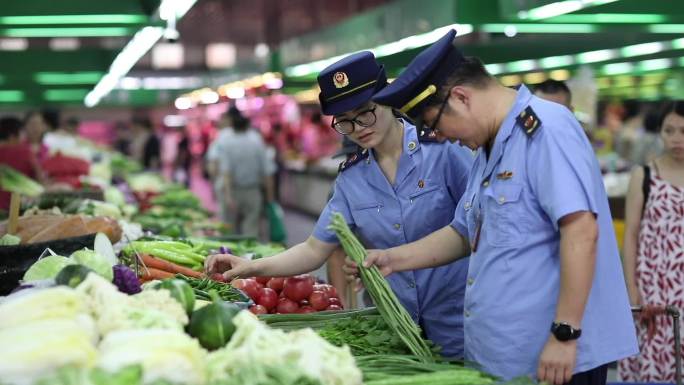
[70, 249, 114, 281]
[0, 165, 44, 196]
[0, 233, 21, 246]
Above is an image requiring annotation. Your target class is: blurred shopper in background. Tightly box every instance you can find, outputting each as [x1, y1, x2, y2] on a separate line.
[23, 110, 49, 163]
[43, 115, 79, 153]
[534, 79, 573, 110]
[174, 129, 192, 187]
[218, 111, 275, 238]
[0, 117, 44, 211]
[129, 117, 160, 170]
[619, 101, 684, 383]
[629, 109, 664, 166]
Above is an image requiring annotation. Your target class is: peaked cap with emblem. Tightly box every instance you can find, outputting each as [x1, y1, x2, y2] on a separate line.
[372, 29, 465, 121]
[318, 51, 388, 116]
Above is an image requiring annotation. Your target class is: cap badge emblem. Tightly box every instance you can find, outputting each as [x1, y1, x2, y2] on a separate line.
[333, 72, 349, 88]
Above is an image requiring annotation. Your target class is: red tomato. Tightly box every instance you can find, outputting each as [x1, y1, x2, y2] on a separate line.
[319, 284, 338, 299]
[326, 304, 342, 311]
[298, 274, 316, 286]
[283, 276, 314, 302]
[267, 277, 285, 292]
[257, 288, 279, 310]
[276, 297, 299, 314]
[329, 297, 342, 307]
[298, 306, 316, 314]
[231, 278, 247, 290]
[255, 276, 271, 285]
[211, 273, 226, 283]
[309, 290, 330, 311]
[255, 282, 264, 291]
[241, 279, 261, 301]
[249, 305, 268, 315]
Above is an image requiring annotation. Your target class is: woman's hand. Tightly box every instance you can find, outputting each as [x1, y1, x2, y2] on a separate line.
[205, 253, 251, 281]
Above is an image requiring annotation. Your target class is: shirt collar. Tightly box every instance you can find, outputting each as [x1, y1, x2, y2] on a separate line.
[495, 85, 534, 144]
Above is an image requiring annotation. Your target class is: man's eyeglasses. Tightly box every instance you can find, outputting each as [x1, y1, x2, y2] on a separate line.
[426, 94, 450, 132]
[331, 106, 377, 135]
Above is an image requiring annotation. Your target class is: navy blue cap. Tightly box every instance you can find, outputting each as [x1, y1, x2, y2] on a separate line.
[372, 29, 465, 120]
[318, 51, 388, 116]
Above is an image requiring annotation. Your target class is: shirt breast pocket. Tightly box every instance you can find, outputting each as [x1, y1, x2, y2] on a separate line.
[408, 185, 454, 229]
[484, 183, 527, 248]
[351, 202, 384, 231]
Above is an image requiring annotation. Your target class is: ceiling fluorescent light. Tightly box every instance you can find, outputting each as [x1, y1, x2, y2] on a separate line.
[0, 38, 27, 50]
[517, 0, 619, 20]
[85, 26, 164, 107]
[285, 24, 473, 77]
[0, 14, 147, 25]
[49, 38, 80, 51]
[4, 27, 133, 37]
[576, 49, 616, 64]
[621, 42, 663, 57]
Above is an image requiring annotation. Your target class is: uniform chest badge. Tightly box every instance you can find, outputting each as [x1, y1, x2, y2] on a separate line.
[333, 72, 349, 88]
[496, 170, 513, 180]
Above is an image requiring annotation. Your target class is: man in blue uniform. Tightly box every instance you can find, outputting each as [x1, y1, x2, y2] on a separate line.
[351, 30, 638, 384]
[206, 51, 473, 357]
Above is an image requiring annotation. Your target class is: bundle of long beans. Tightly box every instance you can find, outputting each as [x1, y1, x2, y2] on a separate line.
[328, 212, 433, 359]
[356, 355, 495, 384]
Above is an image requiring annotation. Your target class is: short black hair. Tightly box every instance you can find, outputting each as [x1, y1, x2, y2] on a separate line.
[428, 56, 493, 108]
[0, 116, 23, 140]
[643, 110, 661, 134]
[534, 79, 571, 98]
[41, 108, 61, 131]
[658, 100, 684, 129]
[233, 115, 250, 132]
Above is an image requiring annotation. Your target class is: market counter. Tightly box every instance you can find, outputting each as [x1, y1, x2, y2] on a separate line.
[278, 162, 338, 218]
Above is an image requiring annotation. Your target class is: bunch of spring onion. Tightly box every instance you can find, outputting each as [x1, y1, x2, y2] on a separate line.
[328, 212, 433, 359]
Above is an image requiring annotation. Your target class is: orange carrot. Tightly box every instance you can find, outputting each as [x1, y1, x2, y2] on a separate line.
[139, 267, 175, 280]
[140, 254, 203, 278]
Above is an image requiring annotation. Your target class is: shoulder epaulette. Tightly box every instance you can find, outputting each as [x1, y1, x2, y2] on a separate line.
[517, 106, 542, 137]
[338, 148, 370, 173]
[418, 128, 440, 142]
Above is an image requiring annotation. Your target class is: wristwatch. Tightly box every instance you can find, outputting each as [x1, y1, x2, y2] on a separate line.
[550, 322, 582, 341]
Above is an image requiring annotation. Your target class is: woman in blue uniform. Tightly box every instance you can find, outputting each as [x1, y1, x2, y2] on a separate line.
[205, 51, 473, 358]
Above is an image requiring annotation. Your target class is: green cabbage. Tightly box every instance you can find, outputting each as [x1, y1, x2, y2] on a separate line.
[206, 312, 361, 385]
[0, 287, 89, 330]
[70, 249, 113, 281]
[23, 256, 74, 282]
[0, 318, 98, 385]
[97, 329, 206, 385]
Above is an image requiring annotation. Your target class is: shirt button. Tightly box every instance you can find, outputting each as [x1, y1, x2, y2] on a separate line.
[410, 199, 414, 204]
[498, 196, 505, 204]
[467, 278, 474, 286]
[465, 310, 471, 318]
[394, 223, 401, 230]
[464, 202, 471, 210]
[408, 281, 416, 289]
[482, 179, 489, 187]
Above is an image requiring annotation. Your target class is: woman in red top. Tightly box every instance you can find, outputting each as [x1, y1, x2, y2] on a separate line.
[0, 117, 44, 211]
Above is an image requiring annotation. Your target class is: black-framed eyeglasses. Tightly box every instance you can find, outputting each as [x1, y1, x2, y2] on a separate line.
[426, 94, 450, 132]
[331, 106, 377, 135]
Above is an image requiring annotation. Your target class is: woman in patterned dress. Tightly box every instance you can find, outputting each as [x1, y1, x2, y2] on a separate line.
[619, 101, 684, 382]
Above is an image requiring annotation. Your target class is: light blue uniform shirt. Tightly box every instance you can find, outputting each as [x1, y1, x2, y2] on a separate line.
[451, 85, 638, 379]
[314, 120, 474, 357]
